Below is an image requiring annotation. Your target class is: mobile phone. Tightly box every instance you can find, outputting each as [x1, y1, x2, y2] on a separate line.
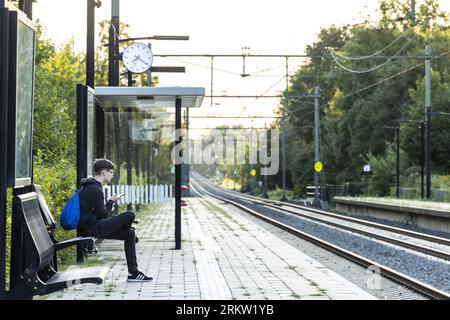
[117, 193, 125, 198]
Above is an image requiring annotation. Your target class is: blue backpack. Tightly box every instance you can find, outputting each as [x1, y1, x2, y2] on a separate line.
[60, 191, 80, 230]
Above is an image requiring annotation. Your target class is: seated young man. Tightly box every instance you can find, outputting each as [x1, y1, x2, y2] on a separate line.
[77, 158, 152, 282]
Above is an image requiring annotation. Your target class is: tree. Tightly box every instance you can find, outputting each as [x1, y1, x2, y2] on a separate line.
[273, 0, 450, 198]
[33, 25, 84, 163]
[379, 0, 448, 31]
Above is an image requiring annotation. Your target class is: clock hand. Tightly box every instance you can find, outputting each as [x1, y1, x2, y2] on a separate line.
[136, 56, 150, 65]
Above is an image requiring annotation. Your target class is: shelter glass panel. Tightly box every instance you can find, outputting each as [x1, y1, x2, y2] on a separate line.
[14, 16, 35, 181]
[104, 109, 176, 183]
[95, 86, 204, 206]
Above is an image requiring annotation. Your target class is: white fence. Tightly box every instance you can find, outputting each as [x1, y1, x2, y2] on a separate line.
[103, 184, 173, 205]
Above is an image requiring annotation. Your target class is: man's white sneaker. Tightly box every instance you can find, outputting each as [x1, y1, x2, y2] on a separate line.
[127, 271, 153, 282]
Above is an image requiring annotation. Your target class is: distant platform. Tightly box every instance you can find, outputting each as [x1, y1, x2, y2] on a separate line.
[335, 197, 450, 234]
[43, 197, 375, 300]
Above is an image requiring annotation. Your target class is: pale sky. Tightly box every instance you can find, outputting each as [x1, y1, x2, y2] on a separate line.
[32, 0, 450, 130]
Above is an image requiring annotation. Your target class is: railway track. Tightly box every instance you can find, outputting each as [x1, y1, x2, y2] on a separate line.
[190, 175, 450, 300]
[193, 175, 450, 261]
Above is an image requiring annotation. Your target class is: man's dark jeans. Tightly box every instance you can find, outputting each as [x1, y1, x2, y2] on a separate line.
[84, 211, 138, 274]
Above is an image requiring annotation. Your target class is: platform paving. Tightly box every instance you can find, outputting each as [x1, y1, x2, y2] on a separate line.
[43, 196, 375, 300]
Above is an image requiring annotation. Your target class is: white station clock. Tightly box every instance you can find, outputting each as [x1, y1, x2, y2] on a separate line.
[122, 42, 153, 74]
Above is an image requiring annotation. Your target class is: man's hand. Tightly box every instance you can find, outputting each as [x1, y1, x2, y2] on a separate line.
[110, 195, 122, 203]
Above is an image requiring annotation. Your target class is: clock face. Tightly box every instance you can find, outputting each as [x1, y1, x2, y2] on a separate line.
[122, 42, 153, 74]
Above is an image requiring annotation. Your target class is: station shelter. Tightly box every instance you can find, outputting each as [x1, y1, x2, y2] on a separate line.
[78, 85, 204, 252]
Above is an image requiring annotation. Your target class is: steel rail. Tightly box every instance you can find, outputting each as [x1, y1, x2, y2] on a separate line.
[191, 178, 450, 300]
[196, 174, 450, 247]
[201, 184, 450, 261]
[243, 190, 450, 246]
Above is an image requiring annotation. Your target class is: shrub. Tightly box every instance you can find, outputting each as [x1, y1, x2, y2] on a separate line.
[33, 150, 78, 266]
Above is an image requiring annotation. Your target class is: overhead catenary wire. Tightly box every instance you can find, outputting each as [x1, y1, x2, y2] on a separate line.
[331, 32, 410, 61]
[283, 101, 315, 114]
[235, 58, 308, 120]
[161, 20, 438, 126]
[160, 54, 304, 118]
[247, 65, 286, 76]
[235, 75, 288, 119]
[155, 18, 408, 81]
[156, 19, 388, 80]
[332, 50, 450, 104]
[278, 25, 414, 121]
[304, 18, 392, 59]
[161, 56, 242, 76]
[282, 63, 392, 113]
[283, 57, 412, 120]
[296, 50, 450, 120]
[159, 56, 307, 80]
[328, 37, 414, 74]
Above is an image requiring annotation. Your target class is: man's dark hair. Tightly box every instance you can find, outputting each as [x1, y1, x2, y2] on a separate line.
[93, 158, 116, 175]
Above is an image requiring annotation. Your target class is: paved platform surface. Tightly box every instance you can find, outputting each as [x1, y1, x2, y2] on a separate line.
[43, 196, 375, 300]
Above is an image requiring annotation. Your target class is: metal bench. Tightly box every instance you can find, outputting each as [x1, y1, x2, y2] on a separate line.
[32, 184, 96, 270]
[9, 192, 109, 298]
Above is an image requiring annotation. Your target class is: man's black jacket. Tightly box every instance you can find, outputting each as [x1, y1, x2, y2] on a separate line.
[78, 177, 113, 234]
